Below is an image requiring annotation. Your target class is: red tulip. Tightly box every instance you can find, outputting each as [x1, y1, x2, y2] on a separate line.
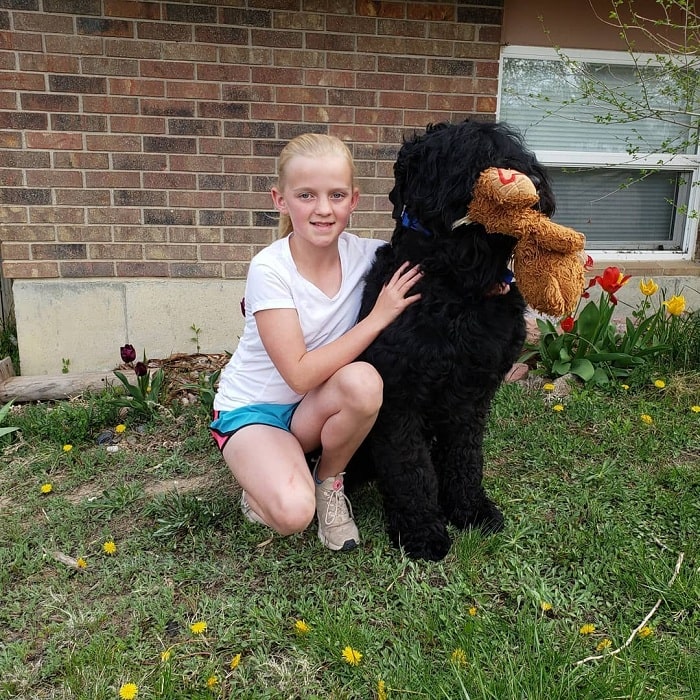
[134, 361, 148, 377]
[594, 266, 631, 305]
[560, 316, 575, 332]
[120, 344, 136, 363]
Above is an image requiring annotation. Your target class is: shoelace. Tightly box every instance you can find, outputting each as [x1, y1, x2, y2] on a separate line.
[324, 480, 354, 526]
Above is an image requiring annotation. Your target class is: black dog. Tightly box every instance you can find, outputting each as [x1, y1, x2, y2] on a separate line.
[350, 119, 555, 561]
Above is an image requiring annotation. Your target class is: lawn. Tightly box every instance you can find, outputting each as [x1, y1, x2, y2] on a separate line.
[1, 368, 699, 699]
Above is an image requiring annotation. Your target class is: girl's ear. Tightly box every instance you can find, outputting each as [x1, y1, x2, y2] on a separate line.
[271, 187, 287, 213]
[349, 187, 360, 212]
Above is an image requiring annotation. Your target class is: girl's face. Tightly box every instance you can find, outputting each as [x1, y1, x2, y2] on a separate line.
[271, 154, 359, 248]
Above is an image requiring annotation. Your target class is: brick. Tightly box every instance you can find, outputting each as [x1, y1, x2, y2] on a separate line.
[0, 206, 27, 224]
[87, 207, 141, 224]
[105, 0, 161, 20]
[326, 14, 376, 33]
[53, 152, 109, 169]
[13, 12, 74, 32]
[200, 137, 252, 155]
[197, 64, 250, 83]
[143, 172, 196, 189]
[19, 53, 79, 73]
[428, 93, 476, 112]
[169, 155, 222, 172]
[169, 226, 220, 243]
[197, 101, 248, 119]
[405, 74, 478, 94]
[223, 155, 275, 174]
[428, 59, 475, 76]
[167, 81, 219, 100]
[2, 150, 50, 168]
[199, 174, 248, 191]
[194, 26, 247, 45]
[30, 207, 84, 224]
[57, 225, 111, 241]
[113, 189, 167, 206]
[164, 4, 217, 24]
[86, 134, 141, 151]
[478, 25, 502, 43]
[61, 261, 115, 277]
[113, 225, 166, 242]
[142, 98, 195, 117]
[251, 66, 303, 85]
[218, 46, 271, 65]
[0, 223, 53, 240]
[223, 86, 272, 106]
[304, 105, 354, 124]
[476, 96, 497, 113]
[454, 43, 500, 60]
[56, 189, 110, 205]
[305, 32, 355, 52]
[222, 261, 248, 279]
[112, 153, 167, 170]
[377, 56, 426, 74]
[110, 115, 166, 133]
[137, 21, 192, 42]
[20, 93, 79, 112]
[3, 261, 59, 278]
[0, 70, 44, 91]
[144, 136, 196, 154]
[407, 3, 454, 21]
[221, 228, 270, 244]
[162, 43, 216, 63]
[105, 38, 161, 59]
[199, 209, 247, 226]
[378, 91, 426, 109]
[26, 170, 83, 188]
[91, 243, 142, 259]
[45, 35, 103, 55]
[276, 86, 328, 104]
[168, 118, 220, 136]
[168, 191, 221, 208]
[220, 7, 271, 27]
[0, 90, 15, 109]
[85, 171, 140, 188]
[32, 243, 86, 260]
[0, 188, 50, 205]
[457, 6, 503, 25]
[144, 209, 195, 225]
[0, 30, 42, 51]
[0, 12, 6, 30]
[476, 60, 499, 78]
[0, 111, 47, 129]
[170, 262, 222, 277]
[49, 74, 107, 94]
[145, 243, 196, 260]
[140, 61, 195, 80]
[359, 72, 404, 90]
[83, 95, 139, 114]
[328, 88, 376, 107]
[1, 243, 29, 259]
[428, 23, 475, 41]
[250, 102, 302, 121]
[109, 77, 164, 96]
[81, 57, 139, 76]
[43, 0, 100, 14]
[115, 261, 168, 276]
[51, 114, 108, 132]
[200, 243, 251, 261]
[77, 17, 134, 37]
[378, 18, 424, 38]
[0, 169, 21, 185]
[27, 132, 83, 150]
[0, 51, 16, 70]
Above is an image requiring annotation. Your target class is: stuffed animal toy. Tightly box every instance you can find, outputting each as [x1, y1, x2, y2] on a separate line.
[348, 119, 557, 561]
[466, 167, 587, 318]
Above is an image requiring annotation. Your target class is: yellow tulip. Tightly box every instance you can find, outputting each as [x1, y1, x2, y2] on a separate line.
[663, 295, 686, 316]
[639, 278, 658, 296]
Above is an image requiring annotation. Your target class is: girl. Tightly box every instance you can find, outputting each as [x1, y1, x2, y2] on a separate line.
[210, 133, 422, 552]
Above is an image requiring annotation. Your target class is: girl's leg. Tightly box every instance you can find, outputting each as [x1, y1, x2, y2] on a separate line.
[290, 361, 383, 479]
[221, 425, 316, 536]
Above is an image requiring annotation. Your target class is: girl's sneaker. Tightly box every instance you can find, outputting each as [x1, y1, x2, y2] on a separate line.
[313, 470, 359, 551]
[240, 491, 269, 527]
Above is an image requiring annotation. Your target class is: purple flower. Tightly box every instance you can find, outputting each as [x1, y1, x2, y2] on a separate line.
[134, 361, 148, 377]
[120, 344, 136, 363]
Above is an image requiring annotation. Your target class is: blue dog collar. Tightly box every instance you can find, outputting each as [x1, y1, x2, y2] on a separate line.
[401, 208, 433, 237]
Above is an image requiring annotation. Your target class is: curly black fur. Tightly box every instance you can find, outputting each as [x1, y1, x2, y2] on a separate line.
[348, 119, 554, 561]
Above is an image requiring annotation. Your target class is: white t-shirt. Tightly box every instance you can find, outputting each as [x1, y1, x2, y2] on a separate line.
[214, 231, 384, 412]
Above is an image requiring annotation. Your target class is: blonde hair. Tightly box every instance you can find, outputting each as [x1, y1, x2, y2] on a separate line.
[275, 133, 356, 238]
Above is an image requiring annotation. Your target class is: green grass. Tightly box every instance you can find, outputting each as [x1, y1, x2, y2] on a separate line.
[1, 374, 699, 699]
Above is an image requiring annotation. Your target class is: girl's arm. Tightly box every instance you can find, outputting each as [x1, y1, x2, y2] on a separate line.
[256, 263, 422, 395]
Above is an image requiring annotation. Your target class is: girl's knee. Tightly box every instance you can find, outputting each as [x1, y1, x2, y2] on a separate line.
[268, 492, 315, 536]
[335, 361, 383, 414]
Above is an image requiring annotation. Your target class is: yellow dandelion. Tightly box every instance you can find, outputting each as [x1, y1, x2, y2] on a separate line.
[540, 601, 553, 612]
[579, 623, 596, 635]
[621, 384, 630, 390]
[190, 620, 207, 635]
[76, 557, 87, 569]
[40, 483, 53, 494]
[691, 405, 700, 413]
[118, 683, 138, 700]
[638, 626, 653, 638]
[654, 379, 666, 389]
[63, 444, 73, 452]
[341, 646, 362, 666]
[641, 414, 653, 425]
[115, 424, 127, 434]
[206, 676, 218, 689]
[378, 678, 388, 700]
[663, 295, 686, 316]
[468, 606, 477, 616]
[543, 383, 555, 392]
[553, 404, 564, 412]
[294, 619, 311, 635]
[160, 649, 172, 662]
[230, 653, 241, 670]
[103, 540, 117, 555]
[639, 278, 658, 296]
[596, 638, 612, 651]
[451, 648, 468, 666]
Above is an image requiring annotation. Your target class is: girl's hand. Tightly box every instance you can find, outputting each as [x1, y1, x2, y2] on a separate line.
[369, 262, 422, 327]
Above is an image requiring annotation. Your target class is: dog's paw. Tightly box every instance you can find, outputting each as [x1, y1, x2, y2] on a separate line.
[449, 498, 505, 535]
[394, 523, 452, 561]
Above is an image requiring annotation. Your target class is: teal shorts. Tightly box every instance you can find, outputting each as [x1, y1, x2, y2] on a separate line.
[209, 402, 300, 452]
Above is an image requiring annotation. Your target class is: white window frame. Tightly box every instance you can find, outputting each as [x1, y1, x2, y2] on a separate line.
[498, 45, 700, 262]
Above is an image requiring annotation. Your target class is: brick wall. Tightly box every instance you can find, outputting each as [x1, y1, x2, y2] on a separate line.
[0, 0, 503, 283]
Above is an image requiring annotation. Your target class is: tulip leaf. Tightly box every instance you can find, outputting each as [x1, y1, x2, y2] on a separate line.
[570, 358, 595, 381]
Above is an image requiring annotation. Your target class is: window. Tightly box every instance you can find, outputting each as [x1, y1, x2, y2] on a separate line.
[499, 47, 700, 257]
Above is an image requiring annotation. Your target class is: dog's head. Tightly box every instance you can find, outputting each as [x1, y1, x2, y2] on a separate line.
[389, 120, 554, 236]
